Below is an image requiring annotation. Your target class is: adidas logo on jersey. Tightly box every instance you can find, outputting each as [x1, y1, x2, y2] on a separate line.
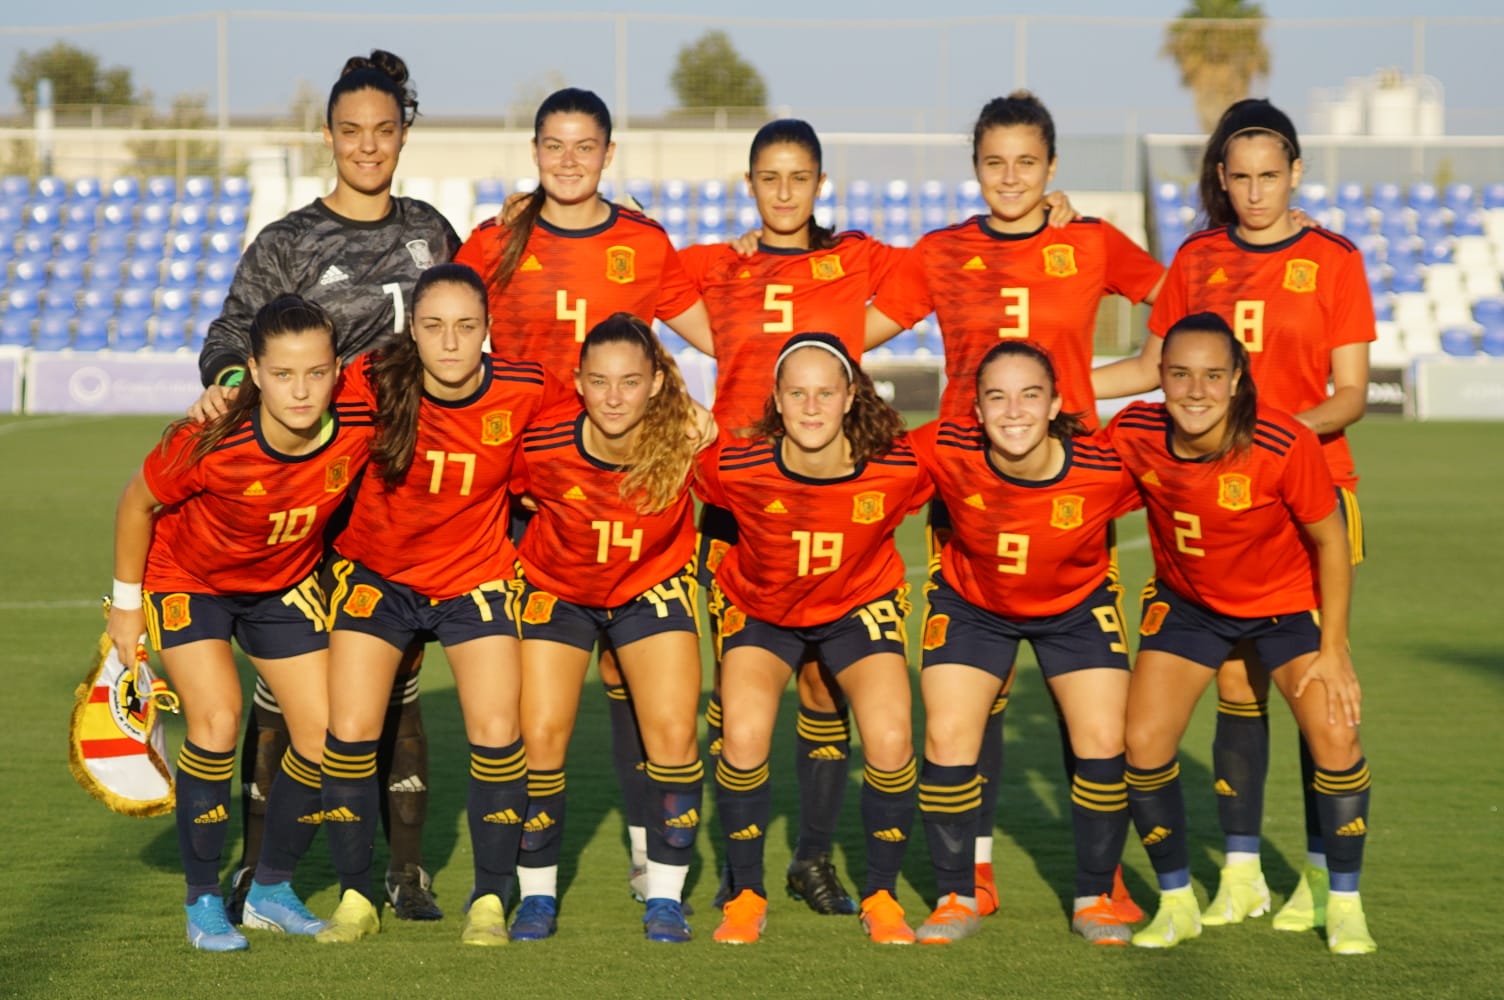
[483, 809, 522, 825]
[1213, 779, 1237, 797]
[962, 256, 987, 271]
[243, 481, 267, 497]
[388, 776, 427, 793]
[193, 804, 228, 825]
[1141, 825, 1172, 846]
[764, 499, 788, 514]
[1335, 818, 1367, 837]
[871, 828, 907, 843]
[806, 746, 847, 761]
[564, 486, 587, 501]
[728, 824, 763, 841]
[319, 264, 350, 287]
[666, 809, 700, 829]
[523, 811, 556, 833]
[322, 806, 360, 823]
[964, 493, 986, 510]
[520, 254, 543, 271]
[1140, 469, 1162, 487]
[737, 269, 752, 279]
[1208, 267, 1228, 284]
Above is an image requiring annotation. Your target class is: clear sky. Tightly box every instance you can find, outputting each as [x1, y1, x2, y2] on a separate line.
[2, 2, 1501, 136]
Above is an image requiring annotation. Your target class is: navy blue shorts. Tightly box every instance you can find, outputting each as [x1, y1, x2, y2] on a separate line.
[920, 572, 1130, 680]
[327, 557, 520, 649]
[1135, 579, 1321, 670]
[518, 564, 700, 651]
[145, 572, 329, 659]
[716, 583, 911, 675]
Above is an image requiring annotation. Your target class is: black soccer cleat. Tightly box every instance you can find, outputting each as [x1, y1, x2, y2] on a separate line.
[385, 864, 444, 921]
[785, 855, 858, 916]
[224, 866, 254, 926]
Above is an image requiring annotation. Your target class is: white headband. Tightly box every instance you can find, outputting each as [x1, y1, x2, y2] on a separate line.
[775, 339, 853, 382]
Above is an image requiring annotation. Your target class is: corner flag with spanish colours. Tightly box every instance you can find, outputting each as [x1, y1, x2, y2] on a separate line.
[69, 627, 178, 817]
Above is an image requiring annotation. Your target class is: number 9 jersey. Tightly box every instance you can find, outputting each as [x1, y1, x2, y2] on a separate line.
[693, 431, 932, 627]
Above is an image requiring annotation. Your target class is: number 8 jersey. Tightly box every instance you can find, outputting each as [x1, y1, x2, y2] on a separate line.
[694, 432, 933, 627]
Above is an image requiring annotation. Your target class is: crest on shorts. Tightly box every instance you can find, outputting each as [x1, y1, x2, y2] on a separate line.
[810, 254, 845, 281]
[706, 539, 731, 574]
[406, 239, 434, 269]
[1050, 494, 1086, 530]
[921, 614, 950, 652]
[481, 410, 513, 446]
[325, 456, 351, 493]
[1140, 601, 1170, 636]
[1042, 244, 1078, 278]
[720, 604, 747, 638]
[606, 245, 636, 284]
[160, 594, 192, 631]
[522, 592, 557, 625]
[342, 585, 383, 619]
[1283, 258, 1318, 293]
[851, 491, 886, 524]
[1217, 473, 1252, 511]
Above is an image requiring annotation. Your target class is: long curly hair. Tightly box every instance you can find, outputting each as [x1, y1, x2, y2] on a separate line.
[751, 332, 905, 466]
[581, 313, 697, 514]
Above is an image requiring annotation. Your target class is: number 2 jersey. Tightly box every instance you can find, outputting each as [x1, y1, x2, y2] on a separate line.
[334, 353, 571, 600]
[907, 420, 1141, 618]
[1148, 225, 1376, 489]
[513, 400, 696, 607]
[454, 202, 702, 382]
[694, 432, 933, 627]
[1107, 401, 1338, 618]
[872, 215, 1163, 425]
[678, 232, 907, 431]
[141, 401, 378, 595]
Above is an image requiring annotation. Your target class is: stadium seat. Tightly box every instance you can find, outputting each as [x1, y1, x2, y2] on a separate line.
[176, 203, 210, 234]
[734, 200, 759, 232]
[1453, 208, 1486, 237]
[473, 178, 507, 205]
[152, 316, 191, 351]
[0, 311, 31, 347]
[144, 176, 177, 203]
[956, 179, 984, 220]
[107, 176, 141, 203]
[1153, 182, 1183, 208]
[661, 205, 689, 248]
[0, 175, 29, 203]
[34, 313, 72, 351]
[117, 286, 155, 315]
[163, 258, 198, 290]
[17, 230, 51, 259]
[157, 287, 193, 322]
[919, 180, 949, 230]
[625, 178, 655, 213]
[660, 179, 690, 211]
[1439, 327, 1477, 355]
[188, 314, 213, 350]
[5, 285, 40, 316]
[1484, 183, 1504, 210]
[1372, 182, 1402, 215]
[1370, 320, 1407, 366]
[169, 233, 203, 261]
[511, 177, 539, 197]
[32, 176, 67, 206]
[73, 314, 110, 351]
[697, 204, 726, 241]
[133, 229, 168, 258]
[219, 176, 252, 206]
[1473, 298, 1504, 330]
[1409, 182, 1439, 212]
[1371, 293, 1394, 322]
[846, 179, 874, 231]
[208, 203, 247, 233]
[99, 202, 132, 231]
[79, 287, 114, 316]
[1444, 183, 1476, 214]
[113, 316, 150, 351]
[86, 257, 124, 291]
[1390, 264, 1423, 295]
[56, 230, 90, 259]
[1421, 239, 1453, 265]
[196, 285, 228, 318]
[182, 175, 215, 207]
[60, 202, 97, 231]
[205, 231, 240, 259]
[9, 259, 47, 292]
[139, 201, 173, 230]
[1297, 184, 1331, 215]
[47, 258, 86, 298]
[24, 202, 61, 232]
[202, 258, 236, 287]
[699, 179, 727, 213]
[0, 201, 19, 231]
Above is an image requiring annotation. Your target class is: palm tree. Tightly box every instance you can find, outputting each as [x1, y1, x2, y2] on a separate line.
[1162, 0, 1271, 133]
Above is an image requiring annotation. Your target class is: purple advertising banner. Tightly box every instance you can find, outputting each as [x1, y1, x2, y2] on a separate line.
[24, 353, 202, 414]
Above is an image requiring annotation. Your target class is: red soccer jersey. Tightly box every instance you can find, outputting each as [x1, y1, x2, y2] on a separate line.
[454, 203, 702, 383]
[1149, 226, 1376, 489]
[335, 354, 570, 600]
[872, 216, 1163, 425]
[513, 400, 696, 607]
[693, 432, 933, 626]
[908, 420, 1142, 618]
[1107, 401, 1338, 618]
[142, 399, 377, 595]
[679, 232, 907, 431]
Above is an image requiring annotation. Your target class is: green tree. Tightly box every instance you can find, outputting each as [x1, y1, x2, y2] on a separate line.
[9, 40, 137, 111]
[669, 30, 767, 112]
[1161, 0, 1270, 133]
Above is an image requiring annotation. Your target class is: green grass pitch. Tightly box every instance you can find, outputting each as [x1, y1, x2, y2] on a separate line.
[1, 414, 1500, 999]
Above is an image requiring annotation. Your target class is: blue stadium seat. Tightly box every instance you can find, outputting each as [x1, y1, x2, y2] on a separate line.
[0, 311, 31, 347]
[152, 316, 190, 351]
[1371, 182, 1402, 215]
[118, 286, 155, 314]
[1365, 262, 1388, 293]
[957, 179, 984, 219]
[202, 258, 236, 287]
[188, 314, 213, 350]
[219, 176, 252, 205]
[625, 178, 655, 213]
[5, 286, 40, 316]
[107, 176, 140, 203]
[1153, 181, 1183, 208]
[1480, 327, 1504, 357]
[113, 316, 150, 351]
[1484, 183, 1504, 210]
[1421, 239, 1453, 265]
[133, 229, 168, 258]
[138, 202, 172, 230]
[696, 204, 726, 242]
[10, 259, 47, 292]
[96, 226, 130, 255]
[60, 202, 97, 231]
[163, 258, 198, 290]
[1335, 181, 1366, 218]
[596, 179, 616, 203]
[34, 313, 72, 351]
[698, 179, 727, 213]
[144, 176, 177, 203]
[157, 287, 193, 323]
[17, 231, 51, 260]
[1354, 232, 1386, 265]
[196, 285, 228, 318]
[209, 203, 246, 232]
[74, 314, 110, 351]
[47, 258, 86, 298]
[176, 203, 209, 234]
[99, 202, 132, 230]
[919, 180, 948, 230]
[206, 231, 240, 259]
[169, 232, 203, 260]
[56, 230, 90, 260]
[70, 177, 103, 205]
[1389, 262, 1423, 294]
[1444, 182, 1476, 213]
[1439, 327, 1477, 356]
[883, 179, 911, 211]
[846, 179, 874, 231]
[734, 200, 759, 232]
[1372, 294, 1394, 322]
[473, 178, 506, 205]
[87, 259, 124, 291]
[1409, 182, 1439, 211]
[79, 288, 115, 315]
[24, 202, 61, 231]
[0, 175, 29, 203]
[32, 176, 67, 206]
[182, 175, 215, 207]
[1297, 184, 1332, 215]
[1473, 298, 1504, 329]
[0, 201, 20, 231]
[661, 179, 690, 209]
[661, 205, 690, 248]
[1454, 208, 1486, 237]
[882, 205, 914, 245]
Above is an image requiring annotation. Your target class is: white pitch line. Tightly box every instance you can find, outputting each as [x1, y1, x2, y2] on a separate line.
[0, 600, 100, 610]
[0, 415, 95, 437]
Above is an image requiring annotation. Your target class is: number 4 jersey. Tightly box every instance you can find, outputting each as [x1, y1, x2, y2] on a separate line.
[141, 400, 377, 596]
[694, 431, 933, 627]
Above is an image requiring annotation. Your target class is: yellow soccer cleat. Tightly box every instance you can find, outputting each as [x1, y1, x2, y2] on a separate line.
[1201, 859, 1271, 926]
[1273, 864, 1330, 932]
[1131, 886, 1201, 949]
[1326, 894, 1377, 956]
[461, 894, 509, 947]
[315, 889, 380, 944]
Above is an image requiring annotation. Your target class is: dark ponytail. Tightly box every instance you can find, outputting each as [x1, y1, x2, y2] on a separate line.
[327, 49, 418, 128]
[748, 118, 837, 251]
[1198, 98, 1300, 229]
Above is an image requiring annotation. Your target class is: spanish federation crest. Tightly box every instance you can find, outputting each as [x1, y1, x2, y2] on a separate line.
[922, 614, 950, 651]
[810, 254, 845, 281]
[343, 585, 383, 618]
[522, 592, 557, 625]
[1283, 258, 1318, 294]
[1217, 473, 1253, 511]
[1050, 494, 1085, 530]
[606, 245, 636, 284]
[160, 594, 192, 631]
[851, 491, 886, 524]
[1042, 243, 1078, 278]
[406, 239, 434, 269]
[481, 410, 513, 445]
[325, 456, 351, 493]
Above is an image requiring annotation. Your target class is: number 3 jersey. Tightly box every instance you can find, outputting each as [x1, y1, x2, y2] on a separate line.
[1107, 401, 1338, 618]
[907, 420, 1141, 618]
[334, 354, 571, 600]
[141, 401, 377, 595]
[693, 432, 933, 627]
[454, 202, 701, 383]
[513, 400, 696, 607]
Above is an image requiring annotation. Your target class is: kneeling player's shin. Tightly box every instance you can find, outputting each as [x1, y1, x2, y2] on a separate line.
[255, 747, 323, 886]
[794, 706, 851, 860]
[320, 734, 380, 901]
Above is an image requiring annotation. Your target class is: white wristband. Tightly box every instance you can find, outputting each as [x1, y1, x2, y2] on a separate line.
[111, 578, 143, 611]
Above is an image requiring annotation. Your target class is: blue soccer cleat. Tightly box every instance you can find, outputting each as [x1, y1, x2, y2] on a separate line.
[509, 895, 558, 941]
[242, 880, 327, 935]
[643, 898, 692, 943]
[185, 895, 249, 952]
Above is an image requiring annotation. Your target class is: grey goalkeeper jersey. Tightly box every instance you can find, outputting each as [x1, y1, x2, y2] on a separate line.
[198, 197, 461, 385]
